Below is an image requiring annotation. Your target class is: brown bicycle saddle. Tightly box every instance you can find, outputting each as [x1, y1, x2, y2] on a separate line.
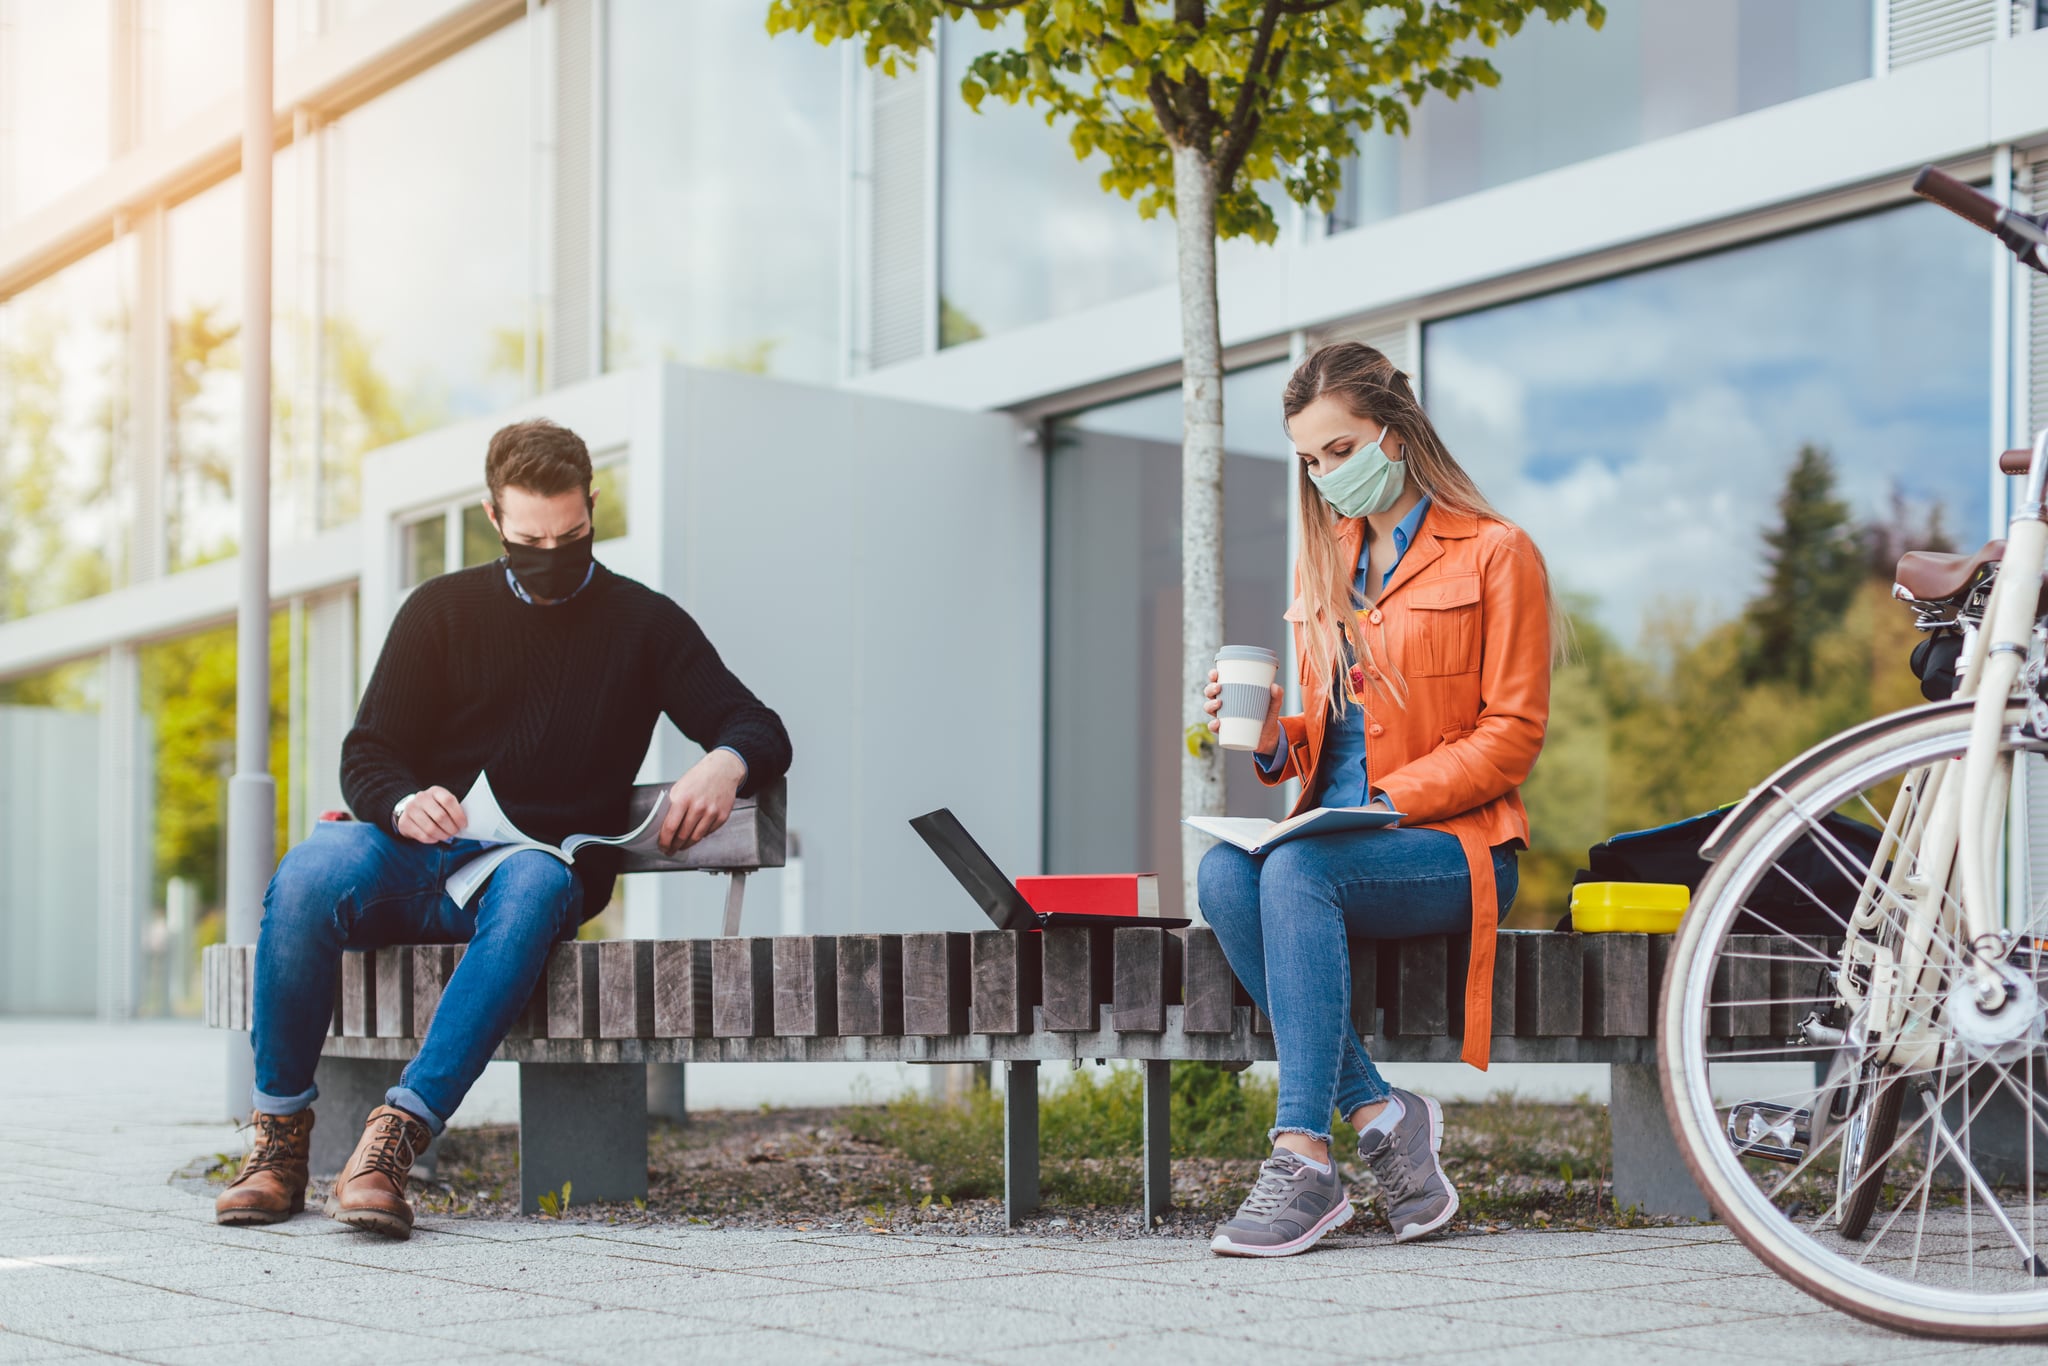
[1896, 538, 2048, 612]
[1895, 541, 2006, 602]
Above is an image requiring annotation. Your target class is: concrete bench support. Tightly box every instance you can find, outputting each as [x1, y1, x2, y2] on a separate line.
[1609, 1062, 1709, 1218]
[1004, 1060, 1040, 1227]
[518, 1062, 649, 1213]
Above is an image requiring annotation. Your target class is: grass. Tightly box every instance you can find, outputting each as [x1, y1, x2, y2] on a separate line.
[844, 1062, 1293, 1205]
[845, 1062, 1636, 1225]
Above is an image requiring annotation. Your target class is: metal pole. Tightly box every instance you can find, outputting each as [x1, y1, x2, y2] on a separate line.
[225, 0, 275, 1120]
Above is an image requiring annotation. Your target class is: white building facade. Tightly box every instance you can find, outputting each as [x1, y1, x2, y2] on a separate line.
[0, 0, 2037, 1017]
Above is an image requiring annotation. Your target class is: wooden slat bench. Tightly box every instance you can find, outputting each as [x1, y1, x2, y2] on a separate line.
[204, 927, 1821, 1222]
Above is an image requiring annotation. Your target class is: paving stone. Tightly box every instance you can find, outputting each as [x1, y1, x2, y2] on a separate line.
[0, 1339, 110, 1366]
[1430, 1287, 1771, 1334]
[3, 1019, 2032, 1364]
[827, 1299, 1132, 1357]
[1620, 1313, 1965, 1362]
[609, 1326, 916, 1364]
[1207, 1306, 1578, 1356]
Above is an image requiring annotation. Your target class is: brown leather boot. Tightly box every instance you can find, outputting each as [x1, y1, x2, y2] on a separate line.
[215, 1109, 314, 1226]
[326, 1104, 433, 1239]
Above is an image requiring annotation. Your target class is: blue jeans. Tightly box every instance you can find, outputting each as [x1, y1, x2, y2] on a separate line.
[1197, 828, 1518, 1142]
[250, 820, 583, 1132]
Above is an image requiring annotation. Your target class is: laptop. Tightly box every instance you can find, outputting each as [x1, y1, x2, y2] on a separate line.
[909, 808, 1193, 931]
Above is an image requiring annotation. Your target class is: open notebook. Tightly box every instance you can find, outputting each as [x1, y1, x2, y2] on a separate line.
[1183, 805, 1402, 856]
[444, 772, 672, 908]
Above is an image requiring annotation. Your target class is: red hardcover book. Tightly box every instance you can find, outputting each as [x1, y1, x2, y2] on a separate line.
[1013, 874, 1161, 920]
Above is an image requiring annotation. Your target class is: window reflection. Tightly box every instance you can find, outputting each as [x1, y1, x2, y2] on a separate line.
[1046, 363, 1294, 918]
[0, 245, 128, 621]
[139, 616, 292, 1017]
[1422, 200, 1988, 922]
[938, 18, 1175, 344]
[591, 463, 628, 542]
[164, 158, 305, 565]
[401, 512, 446, 590]
[606, 0, 843, 380]
[1337, 0, 1872, 231]
[319, 18, 527, 525]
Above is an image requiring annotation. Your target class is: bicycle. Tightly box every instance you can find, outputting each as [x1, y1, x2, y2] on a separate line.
[1658, 166, 2048, 1338]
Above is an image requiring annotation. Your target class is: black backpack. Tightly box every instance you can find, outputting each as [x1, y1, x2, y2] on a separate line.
[1565, 806, 1880, 938]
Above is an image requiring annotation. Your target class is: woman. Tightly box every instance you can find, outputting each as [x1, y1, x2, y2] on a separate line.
[1198, 341, 1556, 1257]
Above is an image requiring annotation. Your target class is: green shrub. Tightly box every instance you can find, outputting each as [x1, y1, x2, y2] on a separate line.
[844, 1085, 1004, 1200]
[848, 1061, 1293, 1204]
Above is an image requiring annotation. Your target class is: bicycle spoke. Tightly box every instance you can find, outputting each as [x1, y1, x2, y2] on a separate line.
[1669, 709, 2048, 1328]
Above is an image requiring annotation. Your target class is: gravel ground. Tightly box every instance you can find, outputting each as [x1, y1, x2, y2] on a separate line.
[192, 1098, 1698, 1242]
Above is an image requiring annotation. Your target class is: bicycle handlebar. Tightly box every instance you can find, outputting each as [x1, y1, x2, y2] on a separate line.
[2002, 448, 2034, 475]
[1913, 167, 2002, 232]
[1914, 165, 2048, 278]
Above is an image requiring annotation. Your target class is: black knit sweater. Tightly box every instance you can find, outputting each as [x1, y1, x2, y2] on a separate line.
[340, 562, 792, 913]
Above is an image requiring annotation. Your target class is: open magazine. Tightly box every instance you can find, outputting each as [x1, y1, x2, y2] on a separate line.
[445, 771, 672, 909]
[1183, 805, 1403, 856]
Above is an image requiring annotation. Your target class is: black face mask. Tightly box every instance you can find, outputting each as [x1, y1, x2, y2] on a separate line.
[501, 531, 594, 601]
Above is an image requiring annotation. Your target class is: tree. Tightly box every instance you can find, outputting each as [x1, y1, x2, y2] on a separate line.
[1743, 444, 1865, 689]
[768, 0, 1604, 899]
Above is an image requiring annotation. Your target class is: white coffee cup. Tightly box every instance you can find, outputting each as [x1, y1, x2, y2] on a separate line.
[1214, 646, 1280, 751]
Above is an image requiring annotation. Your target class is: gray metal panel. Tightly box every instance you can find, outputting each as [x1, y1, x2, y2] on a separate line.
[1887, 0, 1999, 68]
[304, 589, 355, 824]
[659, 369, 1039, 937]
[0, 707, 101, 1014]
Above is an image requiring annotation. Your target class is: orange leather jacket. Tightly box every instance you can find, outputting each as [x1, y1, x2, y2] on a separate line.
[1257, 502, 1552, 1069]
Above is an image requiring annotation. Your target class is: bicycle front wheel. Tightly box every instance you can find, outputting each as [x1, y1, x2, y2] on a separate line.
[1660, 700, 2048, 1339]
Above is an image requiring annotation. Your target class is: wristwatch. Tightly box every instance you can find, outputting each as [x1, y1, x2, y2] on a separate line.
[393, 792, 419, 827]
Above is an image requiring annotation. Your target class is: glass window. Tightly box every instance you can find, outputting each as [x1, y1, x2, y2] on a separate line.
[0, 659, 104, 1015]
[606, 0, 844, 380]
[0, 2, 109, 228]
[163, 159, 304, 567]
[401, 511, 447, 590]
[0, 245, 128, 621]
[144, 0, 240, 135]
[142, 0, 332, 130]
[592, 462, 628, 542]
[938, 18, 1175, 344]
[1421, 200, 1989, 923]
[1337, 0, 1872, 231]
[320, 17, 528, 525]
[1045, 363, 1295, 919]
[461, 503, 499, 570]
[140, 615, 292, 1017]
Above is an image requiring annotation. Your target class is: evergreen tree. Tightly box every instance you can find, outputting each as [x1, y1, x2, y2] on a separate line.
[1743, 444, 1864, 688]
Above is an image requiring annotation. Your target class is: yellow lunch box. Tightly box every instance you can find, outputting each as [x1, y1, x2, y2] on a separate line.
[1570, 881, 1690, 934]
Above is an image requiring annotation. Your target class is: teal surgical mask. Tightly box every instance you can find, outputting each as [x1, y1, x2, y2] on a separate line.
[1308, 433, 1406, 518]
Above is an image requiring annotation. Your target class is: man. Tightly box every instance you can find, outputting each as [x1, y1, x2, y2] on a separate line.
[215, 418, 791, 1238]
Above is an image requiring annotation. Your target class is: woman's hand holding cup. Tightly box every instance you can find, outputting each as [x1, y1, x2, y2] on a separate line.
[1209, 646, 1284, 755]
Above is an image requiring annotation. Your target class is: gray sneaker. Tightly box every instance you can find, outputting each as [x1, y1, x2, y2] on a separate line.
[1357, 1089, 1458, 1242]
[1209, 1148, 1354, 1257]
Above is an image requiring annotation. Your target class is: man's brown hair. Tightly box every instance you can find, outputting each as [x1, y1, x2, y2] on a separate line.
[485, 419, 592, 507]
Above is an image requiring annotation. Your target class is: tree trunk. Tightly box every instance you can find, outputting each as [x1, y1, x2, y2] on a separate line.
[1173, 142, 1225, 919]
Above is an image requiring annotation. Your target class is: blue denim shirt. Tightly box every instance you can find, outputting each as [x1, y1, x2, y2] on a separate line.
[1257, 497, 1432, 808]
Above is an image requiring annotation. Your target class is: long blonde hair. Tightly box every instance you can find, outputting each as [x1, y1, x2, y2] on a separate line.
[1284, 341, 1569, 718]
